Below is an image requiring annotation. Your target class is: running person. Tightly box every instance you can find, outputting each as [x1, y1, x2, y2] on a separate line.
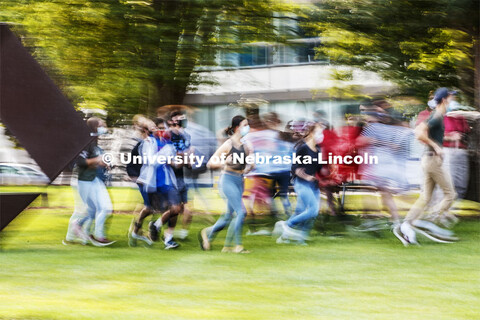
[199, 115, 253, 253]
[167, 110, 193, 240]
[274, 121, 323, 244]
[397, 88, 458, 245]
[134, 118, 182, 249]
[357, 110, 413, 230]
[63, 167, 88, 245]
[69, 117, 114, 246]
[128, 115, 158, 246]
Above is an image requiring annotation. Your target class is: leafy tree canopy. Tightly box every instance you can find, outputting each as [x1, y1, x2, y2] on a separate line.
[0, 0, 298, 123]
[303, 0, 479, 108]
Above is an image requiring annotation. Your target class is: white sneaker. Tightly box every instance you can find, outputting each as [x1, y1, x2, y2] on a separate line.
[411, 226, 457, 243]
[272, 221, 286, 237]
[276, 236, 290, 244]
[411, 220, 458, 243]
[88, 236, 116, 247]
[173, 229, 189, 240]
[282, 224, 305, 241]
[412, 220, 454, 238]
[72, 222, 91, 243]
[131, 231, 153, 245]
[400, 222, 418, 245]
[392, 224, 410, 247]
[438, 214, 459, 229]
[62, 237, 87, 245]
[248, 229, 272, 236]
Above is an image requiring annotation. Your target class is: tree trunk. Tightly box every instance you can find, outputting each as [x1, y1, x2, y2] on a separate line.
[149, 82, 188, 115]
[474, 35, 480, 110]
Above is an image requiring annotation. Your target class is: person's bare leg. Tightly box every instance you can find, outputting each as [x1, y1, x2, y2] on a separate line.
[134, 206, 151, 234]
[325, 187, 336, 216]
[162, 204, 181, 224]
[163, 205, 181, 246]
[182, 206, 193, 229]
[380, 191, 399, 223]
[164, 214, 178, 243]
[245, 193, 258, 232]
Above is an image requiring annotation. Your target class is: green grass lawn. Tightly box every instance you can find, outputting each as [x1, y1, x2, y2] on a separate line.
[1, 204, 479, 320]
[2, 185, 479, 215]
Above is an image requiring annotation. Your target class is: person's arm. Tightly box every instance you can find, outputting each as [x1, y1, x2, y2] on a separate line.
[415, 122, 443, 156]
[295, 167, 317, 182]
[242, 140, 255, 174]
[87, 157, 106, 167]
[355, 135, 372, 148]
[207, 139, 232, 170]
[76, 148, 105, 169]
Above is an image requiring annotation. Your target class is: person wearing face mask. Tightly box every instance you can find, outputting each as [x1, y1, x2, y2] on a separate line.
[66, 117, 114, 246]
[242, 112, 295, 236]
[133, 117, 182, 249]
[199, 115, 253, 253]
[149, 110, 191, 247]
[273, 122, 323, 245]
[356, 110, 413, 231]
[127, 115, 158, 246]
[396, 88, 459, 246]
[425, 92, 468, 228]
[415, 92, 435, 126]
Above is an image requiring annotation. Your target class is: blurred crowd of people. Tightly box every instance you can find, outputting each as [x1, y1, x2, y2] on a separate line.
[64, 88, 479, 251]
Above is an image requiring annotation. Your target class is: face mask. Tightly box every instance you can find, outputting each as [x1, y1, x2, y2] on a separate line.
[427, 99, 437, 109]
[240, 125, 250, 137]
[314, 130, 324, 144]
[178, 118, 188, 128]
[91, 127, 108, 136]
[156, 130, 171, 141]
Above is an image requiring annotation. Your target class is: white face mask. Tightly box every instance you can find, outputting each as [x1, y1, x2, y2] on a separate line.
[427, 99, 437, 109]
[314, 129, 324, 144]
[240, 125, 250, 137]
[97, 127, 108, 135]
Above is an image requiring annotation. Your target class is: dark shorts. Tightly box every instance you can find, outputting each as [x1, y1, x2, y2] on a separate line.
[176, 179, 189, 204]
[154, 185, 180, 210]
[137, 183, 151, 208]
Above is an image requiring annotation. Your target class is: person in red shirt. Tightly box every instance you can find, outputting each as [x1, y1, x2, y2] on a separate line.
[415, 92, 435, 126]
[433, 112, 470, 206]
[416, 107, 432, 126]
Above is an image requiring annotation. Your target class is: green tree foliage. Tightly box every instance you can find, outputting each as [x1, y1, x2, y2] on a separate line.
[304, 0, 480, 108]
[0, 0, 290, 122]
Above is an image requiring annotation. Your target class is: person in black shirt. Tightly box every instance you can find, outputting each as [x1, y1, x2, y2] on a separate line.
[396, 88, 458, 246]
[274, 121, 324, 244]
[68, 117, 114, 246]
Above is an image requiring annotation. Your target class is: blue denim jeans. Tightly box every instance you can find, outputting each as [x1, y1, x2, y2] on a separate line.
[77, 177, 113, 238]
[208, 171, 246, 246]
[287, 178, 320, 233]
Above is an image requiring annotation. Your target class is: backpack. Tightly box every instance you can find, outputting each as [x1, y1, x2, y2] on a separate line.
[126, 140, 143, 179]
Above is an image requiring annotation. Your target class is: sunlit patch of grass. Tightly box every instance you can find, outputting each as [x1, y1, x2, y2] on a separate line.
[0, 207, 479, 320]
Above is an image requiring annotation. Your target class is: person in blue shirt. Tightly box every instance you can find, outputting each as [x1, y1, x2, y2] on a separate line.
[135, 118, 182, 249]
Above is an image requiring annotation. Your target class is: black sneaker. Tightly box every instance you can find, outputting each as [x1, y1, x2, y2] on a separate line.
[165, 239, 180, 250]
[149, 221, 159, 242]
